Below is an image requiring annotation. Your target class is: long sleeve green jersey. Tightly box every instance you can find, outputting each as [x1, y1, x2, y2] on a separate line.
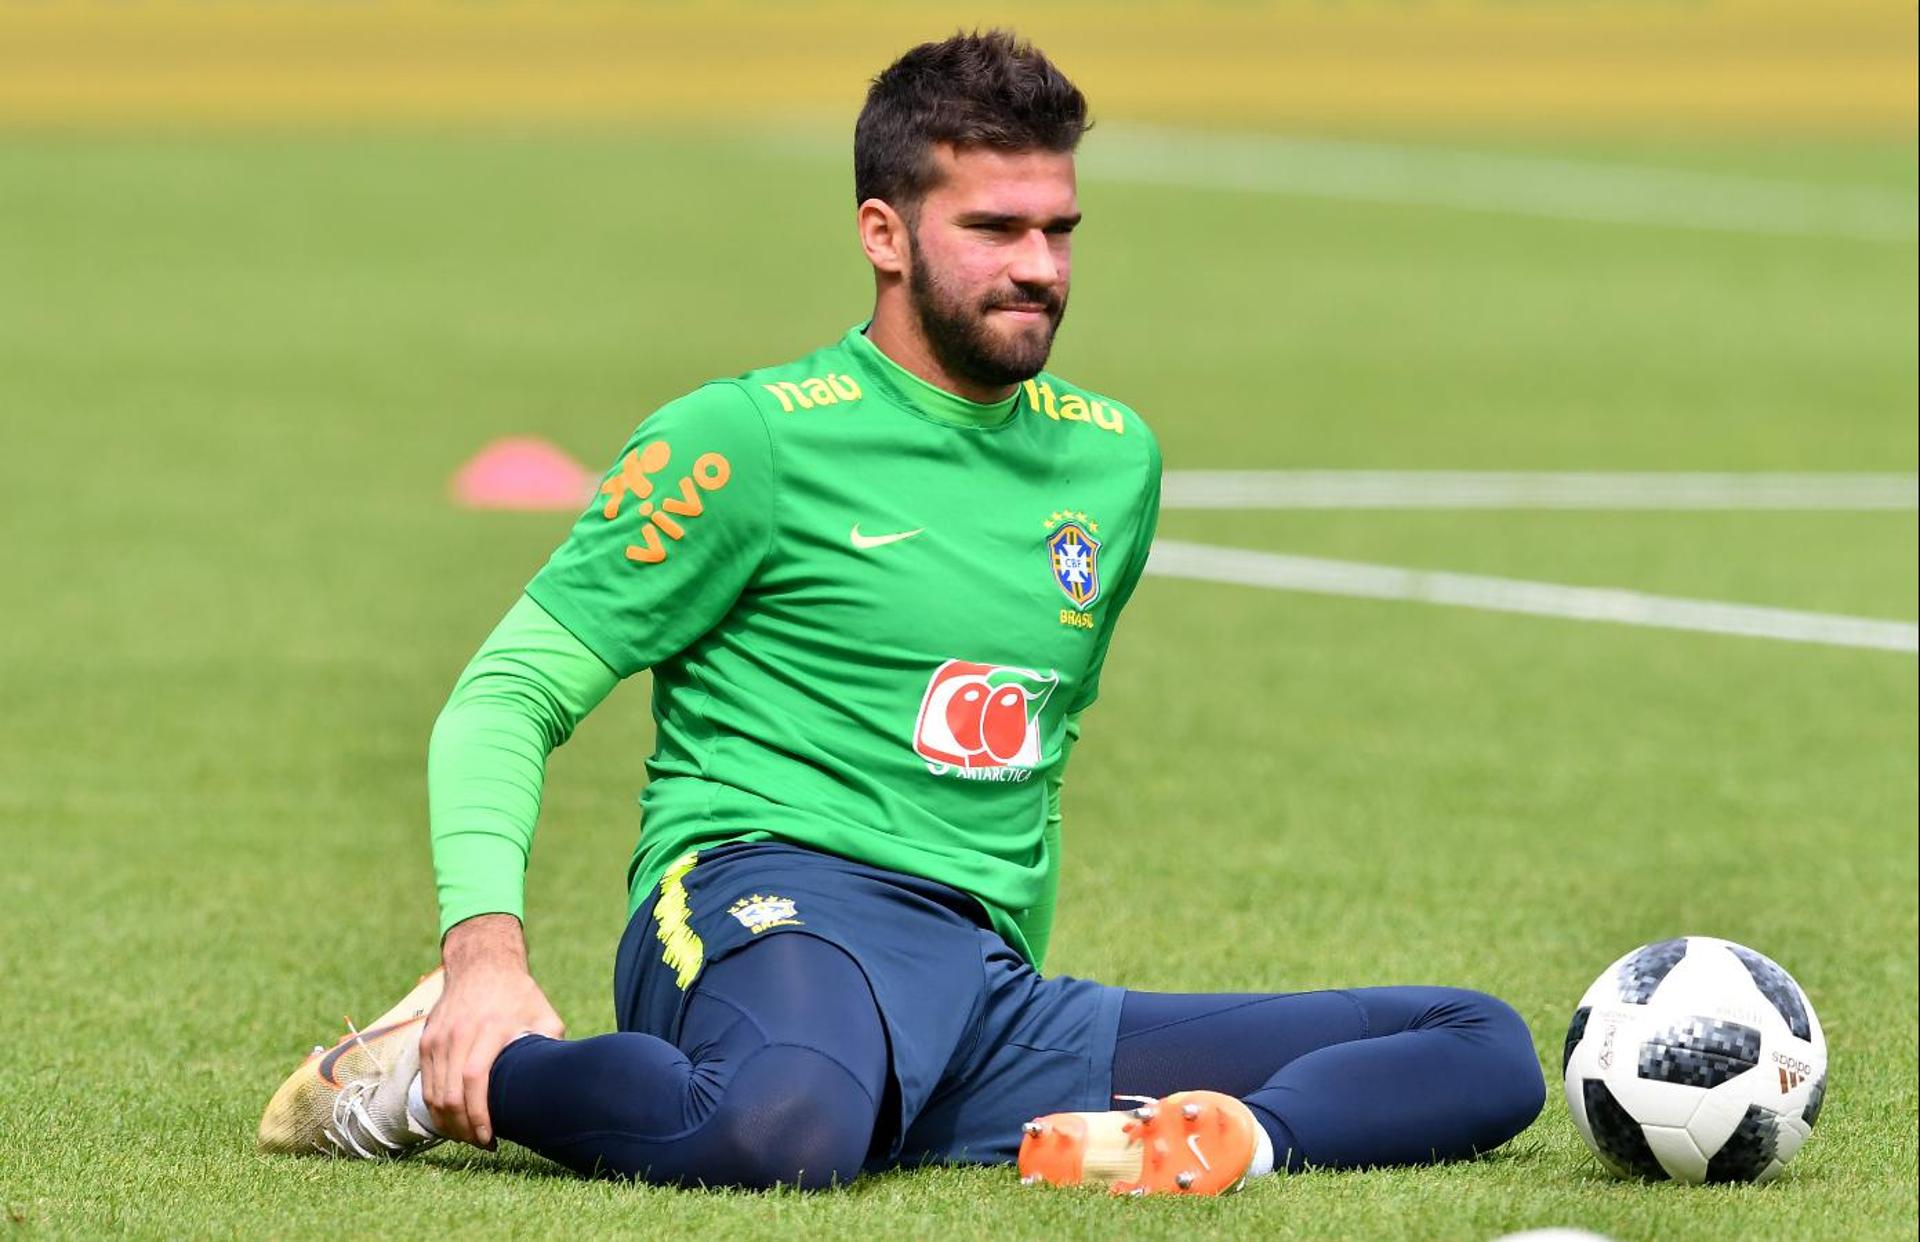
[434, 324, 1162, 966]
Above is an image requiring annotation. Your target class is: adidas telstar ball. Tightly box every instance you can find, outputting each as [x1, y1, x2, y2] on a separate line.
[1562, 936, 1825, 1184]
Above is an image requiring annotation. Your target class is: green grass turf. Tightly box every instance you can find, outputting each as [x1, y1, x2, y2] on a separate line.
[0, 132, 1913, 1239]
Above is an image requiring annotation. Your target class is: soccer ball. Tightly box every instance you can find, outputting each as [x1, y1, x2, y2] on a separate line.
[1562, 936, 1825, 1184]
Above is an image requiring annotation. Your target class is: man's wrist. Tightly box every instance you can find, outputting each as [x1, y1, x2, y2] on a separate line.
[440, 912, 528, 971]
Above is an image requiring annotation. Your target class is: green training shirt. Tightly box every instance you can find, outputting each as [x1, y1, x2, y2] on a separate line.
[515, 324, 1161, 962]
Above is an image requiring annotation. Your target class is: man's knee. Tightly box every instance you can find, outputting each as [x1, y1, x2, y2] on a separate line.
[1429, 987, 1547, 1138]
[694, 1043, 879, 1190]
[1400, 985, 1522, 1044]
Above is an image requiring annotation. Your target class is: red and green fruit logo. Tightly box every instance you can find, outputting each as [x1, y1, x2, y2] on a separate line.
[913, 660, 1058, 775]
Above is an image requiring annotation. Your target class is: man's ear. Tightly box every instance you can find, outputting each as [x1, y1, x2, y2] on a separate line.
[858, 198, 911, 276]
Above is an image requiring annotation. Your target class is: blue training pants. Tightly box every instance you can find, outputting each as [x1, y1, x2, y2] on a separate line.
[487, 931, 1544, 1187]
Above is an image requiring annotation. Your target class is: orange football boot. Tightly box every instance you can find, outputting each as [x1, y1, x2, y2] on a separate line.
[1016, 1090, 1262, 1195]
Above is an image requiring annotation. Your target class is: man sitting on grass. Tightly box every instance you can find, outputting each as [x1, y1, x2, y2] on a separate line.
[260, 29, 1544, 1193]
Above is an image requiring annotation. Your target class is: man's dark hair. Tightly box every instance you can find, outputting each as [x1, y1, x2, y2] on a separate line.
[854, 30, 1090, 215]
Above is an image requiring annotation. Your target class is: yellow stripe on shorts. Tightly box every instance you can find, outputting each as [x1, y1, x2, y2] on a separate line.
[653, 851, 705, 990]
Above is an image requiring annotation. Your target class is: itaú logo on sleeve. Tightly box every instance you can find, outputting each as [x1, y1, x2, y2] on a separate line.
[912, 660, 1058, 781]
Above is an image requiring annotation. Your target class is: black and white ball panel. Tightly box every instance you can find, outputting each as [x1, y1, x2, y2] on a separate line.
[1704, 1105, 1780, 1183]
[1727, 943, 1813, 1040]
[1615, 937, 1688, 1004]
[1802, 1075, 1826, 1127]
[1579, 1079, 1668, 1181]
[1636, 1018, 1761, 1090]
[1562, 1006, 1590, 1074]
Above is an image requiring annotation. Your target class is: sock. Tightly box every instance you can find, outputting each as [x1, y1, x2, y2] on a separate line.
[1247, 1113, 1275, 1178]
[406, 1074, 442, 1138]
[1245, 1101, 1296, 1176]
[403, 1032, 544, 1141]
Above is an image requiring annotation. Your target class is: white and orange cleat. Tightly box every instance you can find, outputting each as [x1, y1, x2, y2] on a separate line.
[257, 968, 445, 1159]
[1016, 1090, 1268, 1196]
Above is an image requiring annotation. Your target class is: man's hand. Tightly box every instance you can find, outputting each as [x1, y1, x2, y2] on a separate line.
[421, 913, 565, 1148]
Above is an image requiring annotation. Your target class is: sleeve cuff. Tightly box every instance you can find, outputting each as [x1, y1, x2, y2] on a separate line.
[434, 832, 529, 938]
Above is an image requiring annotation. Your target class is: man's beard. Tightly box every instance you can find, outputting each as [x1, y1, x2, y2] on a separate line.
[907, 247, 1067, 391]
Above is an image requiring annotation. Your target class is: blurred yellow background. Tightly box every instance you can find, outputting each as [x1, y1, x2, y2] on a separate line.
[2, 0, 1913, 136]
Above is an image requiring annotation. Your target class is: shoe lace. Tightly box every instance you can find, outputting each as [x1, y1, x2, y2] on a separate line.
[318, 1017, 440, 1159]
[326, 1079, 402, 1159]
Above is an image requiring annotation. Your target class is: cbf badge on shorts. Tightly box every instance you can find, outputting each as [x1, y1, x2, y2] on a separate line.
[1044, 511, 1101, 609]
[728, 893, 803, 934]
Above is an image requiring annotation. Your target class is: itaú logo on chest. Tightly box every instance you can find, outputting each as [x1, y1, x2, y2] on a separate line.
[912, 660, 1057, 781]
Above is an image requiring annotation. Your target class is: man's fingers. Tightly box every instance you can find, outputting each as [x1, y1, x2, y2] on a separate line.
[425, 1043, 469, 1142]
[418, 1013, 451, 1129]
[415, 976, 561, 1148]
[461, 1036, 503, 1149]
[424, 1017, 481, 1144]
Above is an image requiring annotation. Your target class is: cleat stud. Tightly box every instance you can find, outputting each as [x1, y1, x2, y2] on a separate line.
[1130, 1186, 1148, 1197]
[1022, 1120, 1046, 1137]
[1176, 1170, 1198, 1189]
[1021, 1174, 1041, 1186]
[1131, 1104, 1158, 1121]
[1182, 1102, 1203, 1120]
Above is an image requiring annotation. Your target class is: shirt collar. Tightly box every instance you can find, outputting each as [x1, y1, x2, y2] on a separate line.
[843, 323, 1021, 430]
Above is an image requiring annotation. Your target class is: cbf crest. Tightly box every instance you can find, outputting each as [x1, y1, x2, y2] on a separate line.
[727, 893, 802, 935]
[1043, 510, 1102, 609]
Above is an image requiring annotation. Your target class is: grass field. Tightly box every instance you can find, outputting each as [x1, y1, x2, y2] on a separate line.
[0, 130, 1914, 1240]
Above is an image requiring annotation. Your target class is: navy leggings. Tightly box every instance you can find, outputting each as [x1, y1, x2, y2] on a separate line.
[489, 934, 1543, 1188]
[490, 934, 887, 1188]
[1111, 987, 1545, 1172]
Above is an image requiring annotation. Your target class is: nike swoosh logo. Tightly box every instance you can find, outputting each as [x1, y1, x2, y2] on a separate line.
[315, 1015, 427, 1086]
[850, 524, 925, 550]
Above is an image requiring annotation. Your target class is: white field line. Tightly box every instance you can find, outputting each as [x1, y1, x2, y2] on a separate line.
[1080, 127, 1920, 243]
[1146, 540, 1919, 653]
[1160, 471, 1920, 511]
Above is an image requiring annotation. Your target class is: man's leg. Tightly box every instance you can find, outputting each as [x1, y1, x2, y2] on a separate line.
[1109, 986, 1545, 1171]
[486, 932, 888, 1188]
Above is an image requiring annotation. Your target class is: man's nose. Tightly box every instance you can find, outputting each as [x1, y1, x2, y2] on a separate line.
[1006, 229, 1061, 289]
